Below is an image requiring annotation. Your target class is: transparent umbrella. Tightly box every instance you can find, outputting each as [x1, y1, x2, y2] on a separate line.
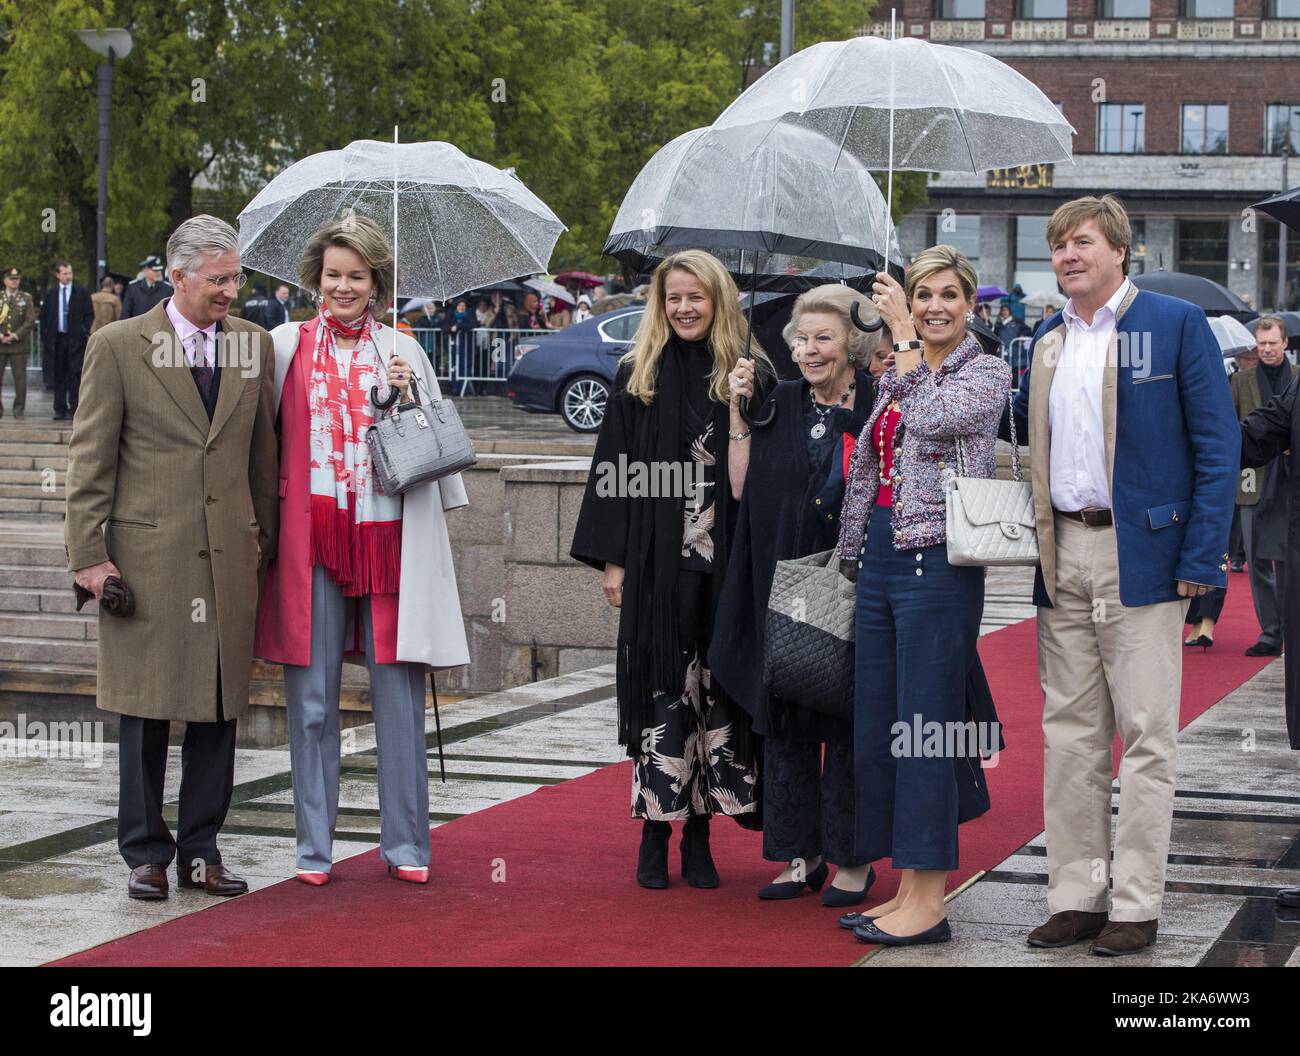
[710, 21, 1074, 220]
[603, 124, 901, 294]
[1207, 315, 1258, 357]
[238, 133, 566, 308]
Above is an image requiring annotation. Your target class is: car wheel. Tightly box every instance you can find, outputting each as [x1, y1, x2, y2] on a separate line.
[559, 374, 609, 433]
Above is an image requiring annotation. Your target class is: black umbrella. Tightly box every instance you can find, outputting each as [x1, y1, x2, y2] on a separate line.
[1254, 186, 1300, 233]
[1131, 270, 1256, 323]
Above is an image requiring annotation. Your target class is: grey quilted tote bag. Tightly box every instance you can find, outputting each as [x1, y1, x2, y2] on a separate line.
[763, 548, 856, 719]
[366, 375, 477, 494]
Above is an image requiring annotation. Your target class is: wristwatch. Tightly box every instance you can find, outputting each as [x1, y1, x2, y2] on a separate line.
[893, 340, 923, 353]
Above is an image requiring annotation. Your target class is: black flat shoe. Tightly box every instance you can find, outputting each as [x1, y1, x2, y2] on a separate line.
[636, 820, 670, 889]
[680, 815, 719, 889]
[1245, 641, 1283, 657]
[822, 865, 877, 907]
[757, 860, 829, 900]
[1277, 886, 1300, 908]
[854, 917, 952, 946]
[838, 910, 877, 931]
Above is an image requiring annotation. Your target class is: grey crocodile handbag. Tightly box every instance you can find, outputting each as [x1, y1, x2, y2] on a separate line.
[944, 391, 1039, 567]
[763, 548, 855, 719]
[366, 375, 477, 494]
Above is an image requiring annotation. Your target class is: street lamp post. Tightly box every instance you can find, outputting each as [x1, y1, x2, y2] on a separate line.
[1279, 140, 1291, 310]
[75, 29, 133, 287]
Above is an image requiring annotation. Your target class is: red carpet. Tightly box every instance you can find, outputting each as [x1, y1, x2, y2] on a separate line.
[51, 574, 1271, 967]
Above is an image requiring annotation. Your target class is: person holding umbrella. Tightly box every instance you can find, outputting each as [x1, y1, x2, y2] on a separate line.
[837, 245, 1011, 947]
[253, 215, 470, 887]
[571, 249, 776, 889]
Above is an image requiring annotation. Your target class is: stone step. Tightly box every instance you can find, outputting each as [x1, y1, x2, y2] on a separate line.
[0, 612, 95, 640]
[0, 429, 72, 445]
[0, 484, 65, 500]
[0, 544, 67, 566]
[0, 469, 67, 484]
[0, 588, 79, 613]
[0, 660, 380, 710]
[0, 564, 74, 588]
[0, 634, 98, 664]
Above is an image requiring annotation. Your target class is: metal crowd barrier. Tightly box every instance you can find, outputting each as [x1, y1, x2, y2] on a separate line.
[407, 326, 555, 395]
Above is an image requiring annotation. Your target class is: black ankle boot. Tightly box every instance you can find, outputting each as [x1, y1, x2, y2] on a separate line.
[681, 815, 719, 888]
[636, 820, 671, 889]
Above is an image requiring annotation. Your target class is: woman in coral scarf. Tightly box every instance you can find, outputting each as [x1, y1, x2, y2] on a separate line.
[255, 216, 470, 887]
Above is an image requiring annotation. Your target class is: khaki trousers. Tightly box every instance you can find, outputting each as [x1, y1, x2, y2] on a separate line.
[1038, 514, 1188, 922]
[0, 348, 26, 413]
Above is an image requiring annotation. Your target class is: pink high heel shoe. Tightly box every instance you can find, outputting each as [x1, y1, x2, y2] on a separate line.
[295, 869, 330, 887]
[388, 865, 428, 885]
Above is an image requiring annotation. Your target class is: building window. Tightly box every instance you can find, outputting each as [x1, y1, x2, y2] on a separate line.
[1177, 219, 1229, 286]
[929, 214, 981, 264]
[1098, 103, 1145, 153]
[935, 0, 986, 17]
[1262, 219, 1300, 310]
[1266, 104, 1300, 154]
[1015, 216, 1056, 296]
[1099, 0, 1151, 16]
[1017, 0, 1067, 15]
[1267, 0, 1300, 15]
[1183, 0, 1232, 15]
[1128, 218, 1147, 275]
[1181, 104, 1228, 154]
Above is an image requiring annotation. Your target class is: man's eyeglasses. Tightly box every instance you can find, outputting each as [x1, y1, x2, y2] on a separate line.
[198, 272, 247, 290]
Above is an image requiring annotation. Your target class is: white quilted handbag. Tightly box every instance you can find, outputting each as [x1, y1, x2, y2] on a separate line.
[945, 391, 1039, 567]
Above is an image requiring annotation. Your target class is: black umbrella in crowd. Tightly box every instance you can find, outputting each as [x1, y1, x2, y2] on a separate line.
[1131, 270, 1257, 324]
[1254, 186, 1300, 233]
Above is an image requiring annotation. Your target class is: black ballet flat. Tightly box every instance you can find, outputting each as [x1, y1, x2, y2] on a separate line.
[821, 865, 876, 908]
[757, 860, 829, 900]
[854, 918, 952, 946]
[838, 910, 877, 931]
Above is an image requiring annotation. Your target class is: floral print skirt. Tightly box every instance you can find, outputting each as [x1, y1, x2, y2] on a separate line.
[630, 571, 759, 821]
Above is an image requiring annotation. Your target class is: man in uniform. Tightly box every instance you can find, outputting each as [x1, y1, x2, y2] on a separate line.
[0, 266, 36, 418]
[120, 254, 173, 320]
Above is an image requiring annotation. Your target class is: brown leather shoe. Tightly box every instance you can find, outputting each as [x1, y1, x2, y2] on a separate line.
[1026, 910, 1108, 948]
[177, 862, 248, 897]
[128, 864, 169, 900]
[1091, 919, 1158, 956]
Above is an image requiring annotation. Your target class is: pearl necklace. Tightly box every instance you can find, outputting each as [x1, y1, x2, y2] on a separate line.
[809, 380, 855, 439]
[878, 400, 901, 487]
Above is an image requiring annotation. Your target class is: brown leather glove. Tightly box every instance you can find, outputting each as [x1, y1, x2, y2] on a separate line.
[74, 574, 135, 617]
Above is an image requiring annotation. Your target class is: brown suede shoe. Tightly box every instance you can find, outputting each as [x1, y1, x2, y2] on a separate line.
[1091, 919, 1158, 956]
[127, 864, 169, 901]
[1026, 910, 1109, 948]
[177, 862, 248, 897]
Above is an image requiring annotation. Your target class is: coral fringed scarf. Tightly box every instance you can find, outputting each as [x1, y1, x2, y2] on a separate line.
[304, 309, 402, 596]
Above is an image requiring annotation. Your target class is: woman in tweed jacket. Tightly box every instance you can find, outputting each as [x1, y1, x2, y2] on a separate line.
[836, 245, 1011, 948]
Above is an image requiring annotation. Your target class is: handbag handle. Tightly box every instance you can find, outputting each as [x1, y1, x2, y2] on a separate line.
[954, 390, 1022, 483]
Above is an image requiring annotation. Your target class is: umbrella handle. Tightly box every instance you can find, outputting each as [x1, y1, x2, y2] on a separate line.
[371, 384, 400, 411]
[850, 299, 885, 334]
[738, 352, 776, 427]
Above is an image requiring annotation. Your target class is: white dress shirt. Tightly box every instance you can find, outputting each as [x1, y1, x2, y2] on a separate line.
[1047, 277, 1131, 512]
[164, 297, 216, 369]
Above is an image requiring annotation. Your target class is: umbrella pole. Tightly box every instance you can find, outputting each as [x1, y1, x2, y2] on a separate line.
[393, 124, 399, 338]
[886, 9, 896, 227]
[740, 253, 775, 427]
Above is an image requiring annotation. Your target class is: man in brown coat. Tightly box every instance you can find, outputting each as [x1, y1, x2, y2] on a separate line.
[64, 215, 279, 900]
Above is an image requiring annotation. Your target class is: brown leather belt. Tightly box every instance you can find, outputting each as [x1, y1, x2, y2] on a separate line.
[1054, 507, 1113, 527]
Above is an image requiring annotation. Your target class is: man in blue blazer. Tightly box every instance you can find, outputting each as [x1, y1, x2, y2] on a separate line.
[1004, 195, 1239, 956]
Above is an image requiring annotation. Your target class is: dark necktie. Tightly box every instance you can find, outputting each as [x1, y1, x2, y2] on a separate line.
[60, 286, 67, 332]
[191, 332, 214, 406]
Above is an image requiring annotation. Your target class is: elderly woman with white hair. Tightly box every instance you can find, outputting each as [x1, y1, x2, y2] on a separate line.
[710, 283, 881, 906]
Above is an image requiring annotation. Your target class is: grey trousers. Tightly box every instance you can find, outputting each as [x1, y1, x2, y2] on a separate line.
[283, 565, 430, 871]
[1242, 505, 1286, 648]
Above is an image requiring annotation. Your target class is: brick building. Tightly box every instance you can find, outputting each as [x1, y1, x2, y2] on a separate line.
[869, 1, 1300, 309]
